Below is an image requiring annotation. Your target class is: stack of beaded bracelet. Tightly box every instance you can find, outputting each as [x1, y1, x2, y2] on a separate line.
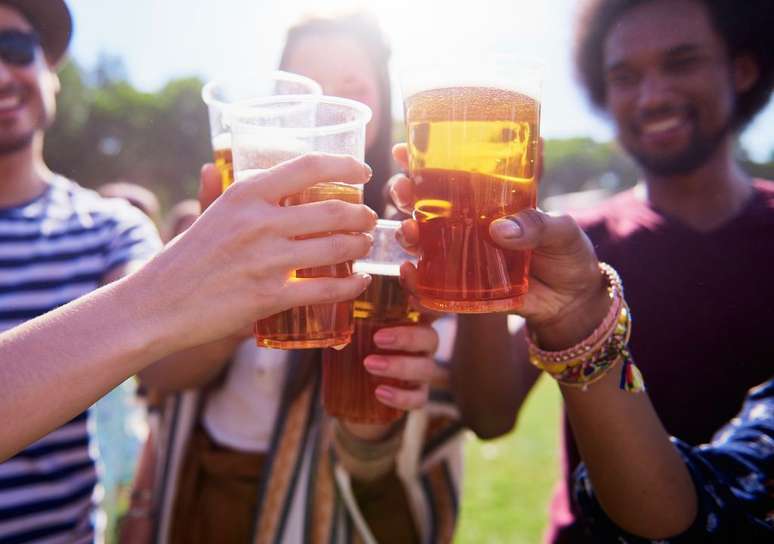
[526, 263, 645, 393]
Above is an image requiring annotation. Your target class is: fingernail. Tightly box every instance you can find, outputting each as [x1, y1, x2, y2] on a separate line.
[375, 386, 394, 401]
[358, 273, 372, 287]
[492, 218, 523, 239]
[364, 163, 373, 181]
[374, 329, 396, 346]
[364, 356, 389, 372]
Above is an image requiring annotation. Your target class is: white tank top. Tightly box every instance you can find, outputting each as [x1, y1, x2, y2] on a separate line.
[202, 340, 288, 453]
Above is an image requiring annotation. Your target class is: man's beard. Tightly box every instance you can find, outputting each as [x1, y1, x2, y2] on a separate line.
[0, 132, 35, 155]
[624, 109, 732, 177]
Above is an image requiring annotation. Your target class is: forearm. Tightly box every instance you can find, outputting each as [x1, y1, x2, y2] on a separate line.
[138, 335, 241, 394]
[562, 369, 698, 539]
[528, 276, 697, 538]
[450, 314, 536, 438]
[0, 274, 179, 461]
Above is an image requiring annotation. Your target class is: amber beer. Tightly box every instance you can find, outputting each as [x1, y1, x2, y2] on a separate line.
[405, 86, 540, 313]
[212, 133, 234, 191]
[254, 181, 363, 349]
[322, 264, 419, 423]
[229, 94, 372, 349]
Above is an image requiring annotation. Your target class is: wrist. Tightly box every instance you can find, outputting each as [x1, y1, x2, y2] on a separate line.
[333, 418, 405, 482]
[113, 262, 189, 362]
[526, 263, 645, 394]
[529, 274, 611, 351]
[340, 421, 394, 442]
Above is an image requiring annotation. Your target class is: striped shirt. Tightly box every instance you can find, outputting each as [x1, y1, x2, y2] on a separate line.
[0, 176, 161, 543]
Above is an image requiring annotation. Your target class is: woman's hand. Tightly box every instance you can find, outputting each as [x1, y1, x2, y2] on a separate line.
[342, 323, 447, 441]
[365, 323, 448, 407]
[137, 153, 378, 353]
[388, 143, 609, 350]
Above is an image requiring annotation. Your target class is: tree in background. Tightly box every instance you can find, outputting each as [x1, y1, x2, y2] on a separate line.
[44, 58, 210, 210]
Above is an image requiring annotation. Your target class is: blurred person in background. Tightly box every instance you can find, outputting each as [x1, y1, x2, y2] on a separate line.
[0, 1, 163, 542]
[282, 11, 526, 438]
[280, 12, 394, 216]
[138, 13, 474, 544]
[425, 0, 774, 542]
[98, 180, 162, 231]
[163, 198, 199, 242]
[548, 1, 774, 540]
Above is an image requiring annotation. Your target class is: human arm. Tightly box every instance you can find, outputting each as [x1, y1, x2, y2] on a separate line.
[574, 379, 774, 542]
[137, 165, 250, 394]
[487, 208, 699, 539]
[0, 154, 376, 461]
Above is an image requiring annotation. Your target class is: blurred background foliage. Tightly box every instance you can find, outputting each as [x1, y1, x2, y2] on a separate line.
[46, 58, 774, 214]
[45, 57, 210, 210]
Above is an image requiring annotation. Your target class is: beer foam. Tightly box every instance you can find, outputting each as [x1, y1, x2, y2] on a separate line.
[212, 132, 231, 152]
[353, 261, 402, 277]
[401, 58, 543, 102]
[232, 132, 309, 173]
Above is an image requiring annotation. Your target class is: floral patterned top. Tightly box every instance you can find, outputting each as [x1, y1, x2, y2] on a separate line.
[574, 378, 774, 543]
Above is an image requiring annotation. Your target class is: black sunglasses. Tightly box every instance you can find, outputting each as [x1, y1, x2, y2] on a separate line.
[0, 30, 40, 67]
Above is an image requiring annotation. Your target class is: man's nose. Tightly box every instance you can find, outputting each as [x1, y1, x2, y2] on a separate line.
[637, 70, 675, 112]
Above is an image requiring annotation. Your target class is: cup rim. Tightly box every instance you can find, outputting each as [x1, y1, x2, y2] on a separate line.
[226, 95, 373, 138]
[201, 70, 323, 108]
[375, 219, 401, 230]
[399, 55, 544, 102]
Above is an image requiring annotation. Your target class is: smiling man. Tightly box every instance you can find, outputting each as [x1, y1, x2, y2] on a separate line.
[0, 1, 161, 542]
[538, 0, 774, 542]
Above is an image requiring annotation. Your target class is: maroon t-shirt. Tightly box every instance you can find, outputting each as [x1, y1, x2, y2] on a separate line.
[545, 180, 774, 543]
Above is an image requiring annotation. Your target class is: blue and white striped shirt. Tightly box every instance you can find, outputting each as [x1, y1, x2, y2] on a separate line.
[0, 176, 161, 544]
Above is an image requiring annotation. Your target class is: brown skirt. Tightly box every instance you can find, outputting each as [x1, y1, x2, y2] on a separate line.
[169, 426, 265, 544]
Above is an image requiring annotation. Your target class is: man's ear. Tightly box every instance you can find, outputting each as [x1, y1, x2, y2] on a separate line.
[734, 54, 759, 94]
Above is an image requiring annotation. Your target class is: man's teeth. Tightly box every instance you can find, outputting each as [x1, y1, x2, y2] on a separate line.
[0, 95, 20, 110]
[642, 117, 682, 134]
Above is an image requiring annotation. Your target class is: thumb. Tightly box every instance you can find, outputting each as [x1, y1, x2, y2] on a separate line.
[489, 209, 584, 254]
[199, 163, 223, 212]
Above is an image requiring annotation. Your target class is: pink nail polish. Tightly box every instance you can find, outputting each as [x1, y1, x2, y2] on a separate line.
[364, 356, 388, 372]
[374, 329, 396, 346]
[375, 387, 394, 401]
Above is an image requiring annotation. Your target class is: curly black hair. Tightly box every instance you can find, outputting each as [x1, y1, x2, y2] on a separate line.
[575, 0, 774, 130]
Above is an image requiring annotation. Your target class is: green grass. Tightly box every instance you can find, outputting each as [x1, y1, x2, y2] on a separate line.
[456, 375, 562, 543]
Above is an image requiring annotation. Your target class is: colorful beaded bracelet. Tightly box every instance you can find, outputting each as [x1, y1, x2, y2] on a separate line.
[526, 263, 645, 393]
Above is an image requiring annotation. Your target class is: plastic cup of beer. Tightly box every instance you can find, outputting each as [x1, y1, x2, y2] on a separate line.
[201, 72, 322, 191]
[402, 59, 542, 313]
[322, 220, 418, 423]
[228, 95, 372, 349]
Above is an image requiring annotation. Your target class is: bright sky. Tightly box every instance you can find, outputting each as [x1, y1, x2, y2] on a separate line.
[67, 0, 772, 161]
